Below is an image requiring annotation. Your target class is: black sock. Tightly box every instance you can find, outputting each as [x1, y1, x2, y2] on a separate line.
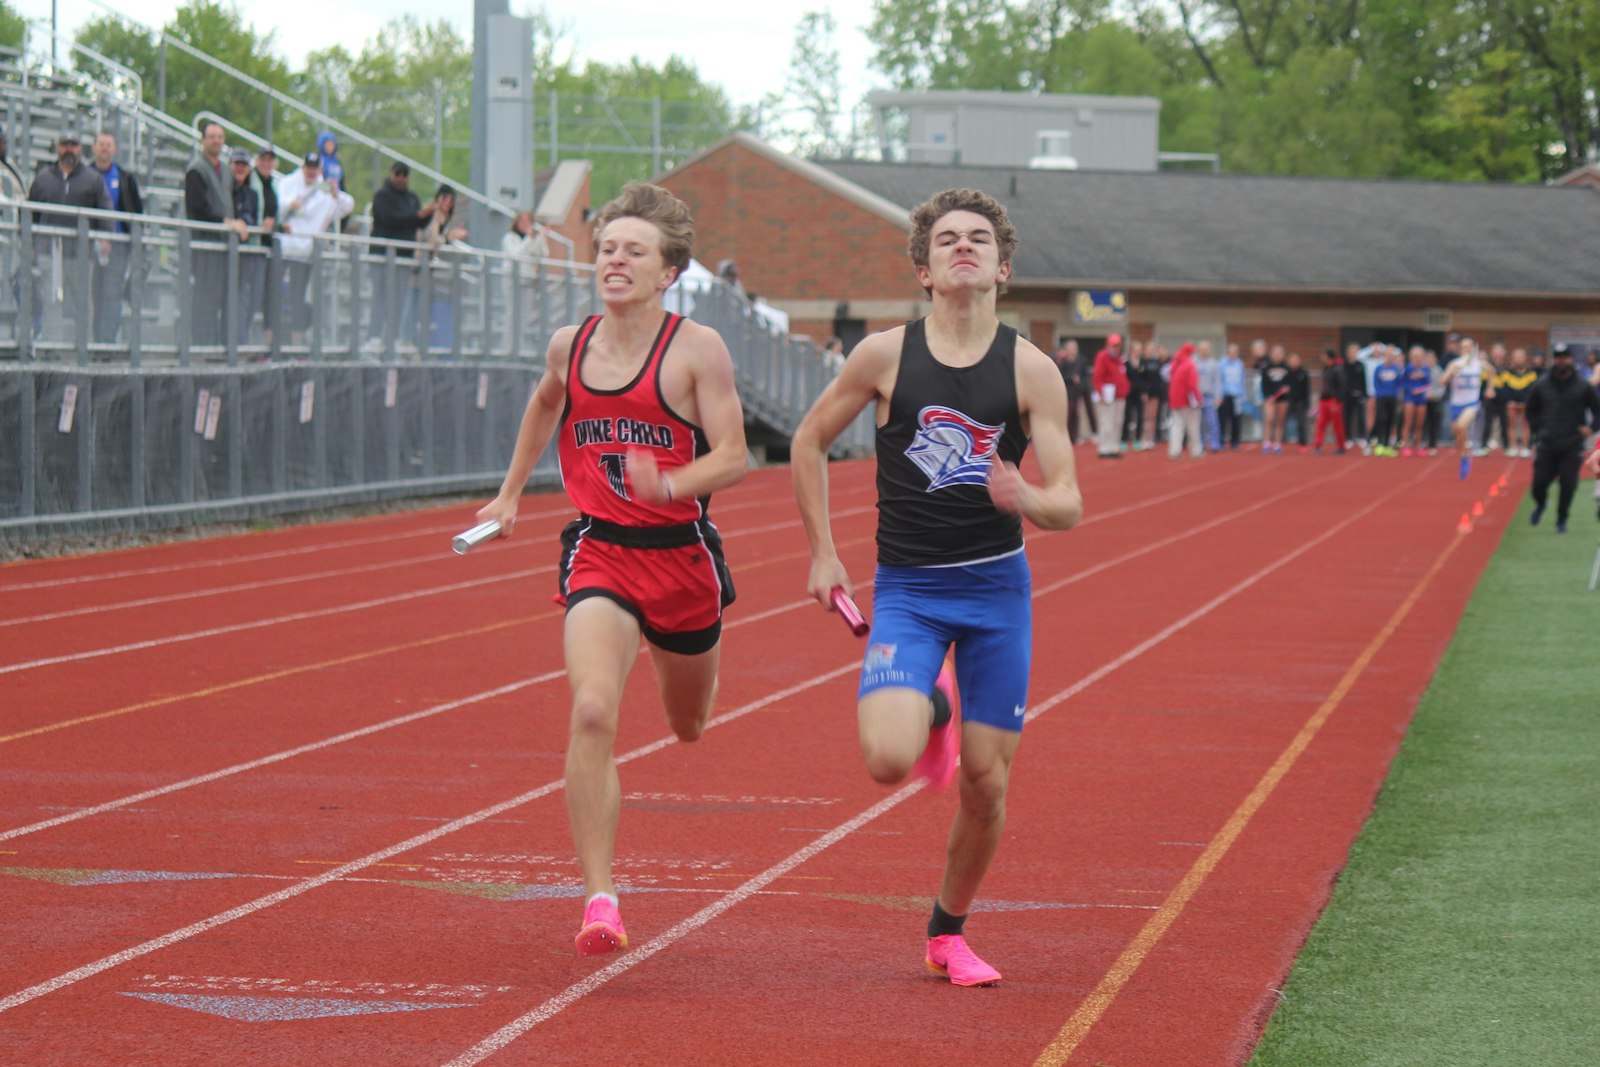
[928, 901, 966, 939]
[929, 685, 952, 730]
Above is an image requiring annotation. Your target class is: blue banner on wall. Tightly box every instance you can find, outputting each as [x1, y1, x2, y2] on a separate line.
[1072, 289, 1128, 326]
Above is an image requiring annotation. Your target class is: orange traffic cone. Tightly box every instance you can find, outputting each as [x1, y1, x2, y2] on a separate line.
[1489, 483, 1501, 497]
[1472, 501, 1485, 517]
[1457, 513, 1473, 533]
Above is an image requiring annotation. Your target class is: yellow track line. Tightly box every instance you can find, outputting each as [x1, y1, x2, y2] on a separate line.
[1033, 528, 1468, 1066]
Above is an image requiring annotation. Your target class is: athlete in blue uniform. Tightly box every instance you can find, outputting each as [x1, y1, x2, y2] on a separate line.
[791, 188, 1082, 987]
[1437, 337, 1496, 478]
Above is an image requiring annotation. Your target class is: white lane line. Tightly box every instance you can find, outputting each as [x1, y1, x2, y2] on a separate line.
[0, 463, 1298, 835]
[0, 551, 535, 629]
[0, 481, 848, 594]
[0, 462, 1405, 1020]
[0, 661, 861, 1015]
[0, 570, 544, 677]
[0, 463, 1356, 1023]
[440, 465, 1434, 1065]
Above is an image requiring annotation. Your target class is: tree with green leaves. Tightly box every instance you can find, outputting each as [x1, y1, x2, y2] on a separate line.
[764, 11, 853, 159]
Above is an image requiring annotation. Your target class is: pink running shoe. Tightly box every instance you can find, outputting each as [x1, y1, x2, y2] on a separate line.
[574, 895, 628, 957]
[926, 934, 1001, 987]
[913, 660, 959, 791]
[1400, 447, 1413, 457]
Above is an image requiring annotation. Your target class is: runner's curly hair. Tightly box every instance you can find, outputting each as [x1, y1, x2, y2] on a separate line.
[592, 181, 694, 274]
[907, 188, 1018, 294]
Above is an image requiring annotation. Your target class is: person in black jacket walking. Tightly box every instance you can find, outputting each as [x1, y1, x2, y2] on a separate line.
[1526, 345, 1600, 533]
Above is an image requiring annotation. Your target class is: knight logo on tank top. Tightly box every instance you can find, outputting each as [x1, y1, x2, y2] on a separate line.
[906, 405, 1005, 491]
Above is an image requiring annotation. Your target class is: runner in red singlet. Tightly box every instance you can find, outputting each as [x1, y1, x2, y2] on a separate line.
[475, 182, 748, 958]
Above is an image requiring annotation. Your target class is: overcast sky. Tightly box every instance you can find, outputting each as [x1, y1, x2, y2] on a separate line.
[27, 0, 888, 109]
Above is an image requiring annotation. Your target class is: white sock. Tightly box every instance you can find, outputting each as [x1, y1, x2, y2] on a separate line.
[587, 891, 619, 907]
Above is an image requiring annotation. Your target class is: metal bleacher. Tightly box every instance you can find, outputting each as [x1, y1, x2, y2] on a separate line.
[0, 30, 869, 543]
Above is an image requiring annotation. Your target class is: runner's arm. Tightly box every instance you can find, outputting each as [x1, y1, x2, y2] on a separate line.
[991, 344, 1082, 530]
[632, 323, 748, 504]
[791, 330, 897, 601]
[475, 329, 574, 535]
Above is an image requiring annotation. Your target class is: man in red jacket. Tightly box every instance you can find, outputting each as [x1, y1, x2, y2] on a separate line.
[1167, 343, 1203, 459]
[1092, 334, 1129, 458]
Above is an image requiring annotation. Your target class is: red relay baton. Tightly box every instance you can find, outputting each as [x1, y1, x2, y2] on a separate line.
[830, 586, 869, 637]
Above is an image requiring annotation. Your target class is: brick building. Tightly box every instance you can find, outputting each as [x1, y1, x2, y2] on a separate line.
[659, 133, 1600, 364]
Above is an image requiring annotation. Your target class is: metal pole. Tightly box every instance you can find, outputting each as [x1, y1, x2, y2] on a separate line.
[434, 82, 444, 175]
[157, 41, 166, 114]
[652, 96, 661, 176]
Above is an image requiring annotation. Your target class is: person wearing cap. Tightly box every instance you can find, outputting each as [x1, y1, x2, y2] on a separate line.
[1091, 333, 1129, 458]
[25, 132, 113, 340]
[88, 131, 143, 346]
[1166, 342, 1204, 459]
[274, 151, 354, 345]
[225, 148, 267, 345]
[1524, 344, 1600, 533]
[365, 161, 438, 353]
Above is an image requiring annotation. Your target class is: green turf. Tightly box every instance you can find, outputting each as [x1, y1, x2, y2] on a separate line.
[1249, 496, 1600, 1067]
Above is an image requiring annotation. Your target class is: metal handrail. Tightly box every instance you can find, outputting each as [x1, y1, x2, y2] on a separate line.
[191, 110, 304, 171]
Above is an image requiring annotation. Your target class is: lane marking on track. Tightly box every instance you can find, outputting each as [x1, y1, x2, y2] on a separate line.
[0, 570, 542, 677]
[1030, 475, 1460, 1067]
[0, 612, 558, 747]
[439, 465, 1436, 1066]
[1, 553, 546, 630]
[0, 528, 872, 747]
[0, 661, 861, 1015]
[1, 461, 1262, 740]
[0, 461, 1365, 1020]
[0, 481, 863, 593]
[0, 462, 1290, 821]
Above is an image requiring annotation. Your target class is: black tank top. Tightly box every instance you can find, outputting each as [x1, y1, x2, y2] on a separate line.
[876, 319, 1029, 566]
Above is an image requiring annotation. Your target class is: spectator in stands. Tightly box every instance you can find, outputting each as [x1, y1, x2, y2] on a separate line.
[422, 184, 468, 249]
[316, 132, 345, 193]
[27, 132, 112, 341]
[365, 161, 437, 353]
[275, 151, 354, 346]
[89, 131, 143, 346]
[248, 149, 280, 349]
[183, 120, 248, 348]
[228, 148, 267, 346]
[716, 258, 744, 297]
[0, 124, 25, 198]
[501, 210, 548, 261]
[420, 185, 469, 354]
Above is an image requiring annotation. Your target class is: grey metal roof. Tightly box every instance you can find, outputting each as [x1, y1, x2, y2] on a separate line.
[815, 160, 1600, 296]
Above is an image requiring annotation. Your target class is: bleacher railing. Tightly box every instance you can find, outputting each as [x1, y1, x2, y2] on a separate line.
[0, 198, 871, 539]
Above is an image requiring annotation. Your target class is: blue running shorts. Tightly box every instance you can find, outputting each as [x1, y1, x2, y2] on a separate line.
[1448, 401, 1480, 423]
[857, 550, 1031, 732]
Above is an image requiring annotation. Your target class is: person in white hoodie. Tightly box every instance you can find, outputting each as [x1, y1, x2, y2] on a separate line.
[274, 151, 354, 344]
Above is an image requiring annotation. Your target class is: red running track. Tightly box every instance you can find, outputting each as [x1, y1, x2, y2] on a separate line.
[0, 447, 1518, 1065]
